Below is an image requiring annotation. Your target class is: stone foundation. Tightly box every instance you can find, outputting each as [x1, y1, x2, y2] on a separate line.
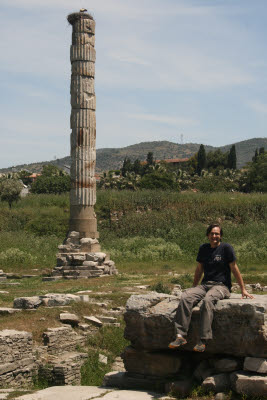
[0, 330, 37, 388]
[42, 326, 87, 355]
[0, 326, 89, 388]
[103, 293, 267, 397]
[50, 231, 118, 280]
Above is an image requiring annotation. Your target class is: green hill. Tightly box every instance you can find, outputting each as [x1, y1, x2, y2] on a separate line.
[1, 138, 266, 173]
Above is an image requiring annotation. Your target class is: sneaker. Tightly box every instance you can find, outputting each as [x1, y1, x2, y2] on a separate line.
[193, 342, 206, 352]
[168, 336, 187, 349]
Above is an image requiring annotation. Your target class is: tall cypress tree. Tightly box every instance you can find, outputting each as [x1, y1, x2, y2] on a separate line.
[252, 149, 258, 163]
[228, 145, 237, 169]
[121, 157, 132, 176]
[196, 144, 206, 175]
[146, 152, 154, 166]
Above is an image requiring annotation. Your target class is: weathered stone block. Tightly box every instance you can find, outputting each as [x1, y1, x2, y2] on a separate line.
[43, 327, 86, 355]
[83, 261, 98, 267]
[84, 316, 102, 327]
[0, 307, 21, 315]
[94, 252, 106, 262]
[244, 357, 267, 373]
[71, 254, 86, 265]
[212, 357, 241, 373]
[230, 371, 267, 397]
[124, 293, 267, 357]
[40, 293, 80, 307]
[60, 313, 80, 326]
[122, 347, 182, 378]
[13, 296, 42, 310]
[56, 257, 67, 267]
[165, 377, 194, 397]
[202, 373, 231, 393]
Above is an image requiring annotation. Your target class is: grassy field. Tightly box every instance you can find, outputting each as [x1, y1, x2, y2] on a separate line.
[0, 190, 266, 273]
[0, 190, 266, 397]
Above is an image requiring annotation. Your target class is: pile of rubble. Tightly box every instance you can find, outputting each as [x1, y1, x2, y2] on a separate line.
[47, 231, 118, 281]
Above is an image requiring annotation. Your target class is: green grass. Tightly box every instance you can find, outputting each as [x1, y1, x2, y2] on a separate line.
[0, 232, 60, 273]
[81, 323, 129, 386]
[0, 190, 266, 274]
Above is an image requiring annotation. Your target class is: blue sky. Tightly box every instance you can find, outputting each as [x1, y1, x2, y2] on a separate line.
[0, 0, 267, 168]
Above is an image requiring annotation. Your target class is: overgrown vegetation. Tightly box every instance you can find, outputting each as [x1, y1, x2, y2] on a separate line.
[0, 191, 266, 274]
[81, 323, 129, 385]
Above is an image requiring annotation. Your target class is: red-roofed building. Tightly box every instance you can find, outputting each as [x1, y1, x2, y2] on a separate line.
[29, 173, 41, 182]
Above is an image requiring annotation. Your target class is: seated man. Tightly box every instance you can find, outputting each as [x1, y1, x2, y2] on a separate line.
[169, 223, 253, 352]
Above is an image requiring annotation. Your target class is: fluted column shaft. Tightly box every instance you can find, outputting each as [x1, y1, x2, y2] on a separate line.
[67, 12, 98, 238]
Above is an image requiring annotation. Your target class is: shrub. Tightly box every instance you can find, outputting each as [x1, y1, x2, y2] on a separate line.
[0, 179, 23, 208]
[0, 248, 37, 268]
[31, 175, 71, 194]
[150, 282, 171, 294]
[106, 237, 183, 262]
[26, 210, 68, 237]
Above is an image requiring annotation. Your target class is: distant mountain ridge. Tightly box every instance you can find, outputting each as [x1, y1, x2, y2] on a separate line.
[1, 138, 266, 173]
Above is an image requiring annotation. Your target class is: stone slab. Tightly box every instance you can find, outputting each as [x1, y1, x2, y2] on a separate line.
[84, 316, 103, 327]
[202, 373, 231, 393]
[122, 346, 182, 377]
[124, 293, 267, 357]
[15, 386, 166, 400]
[230, 371, 267, 397]
[244, 357, 267, 373]
[13, 296, 42, 309]
[0, 308, 21, 315]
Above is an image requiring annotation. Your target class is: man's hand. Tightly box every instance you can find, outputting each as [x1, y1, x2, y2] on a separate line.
[229, 261, 254, 299]
[241, 289, 254, 299]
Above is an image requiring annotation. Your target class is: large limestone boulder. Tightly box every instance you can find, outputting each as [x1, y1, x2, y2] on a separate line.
[124, 293, 267, 357]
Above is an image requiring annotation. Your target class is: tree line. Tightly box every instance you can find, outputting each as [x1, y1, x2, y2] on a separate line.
[99, 145, 266, 193]
[0, 145, 266, 208]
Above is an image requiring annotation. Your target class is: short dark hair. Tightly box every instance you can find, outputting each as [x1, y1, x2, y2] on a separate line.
[206, 224, 223, 237]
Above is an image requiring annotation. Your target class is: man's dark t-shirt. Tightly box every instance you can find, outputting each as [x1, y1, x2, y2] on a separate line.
[196, 242, 236, 290]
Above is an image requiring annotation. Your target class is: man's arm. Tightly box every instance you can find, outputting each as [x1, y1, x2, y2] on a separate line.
[193, 263, 204, 287]
[229, 261, 254, 299]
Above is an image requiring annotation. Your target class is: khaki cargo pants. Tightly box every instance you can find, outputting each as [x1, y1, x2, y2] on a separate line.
[174, 281, 230, 340]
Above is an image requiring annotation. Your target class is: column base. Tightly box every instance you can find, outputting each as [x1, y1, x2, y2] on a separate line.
[69, 205, 99, 238]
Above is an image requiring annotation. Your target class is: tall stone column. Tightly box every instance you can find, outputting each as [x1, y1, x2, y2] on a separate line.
[47, 11, 118, 281]
[67, 11, 98, 239]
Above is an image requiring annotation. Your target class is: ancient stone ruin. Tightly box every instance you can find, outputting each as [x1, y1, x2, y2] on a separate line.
[0, 327, 87, 388]
[104, 292, 267, 398]
[50, 232, 118, 280]
[0, 291, 123, 388]
[49, 11, 117, 280]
